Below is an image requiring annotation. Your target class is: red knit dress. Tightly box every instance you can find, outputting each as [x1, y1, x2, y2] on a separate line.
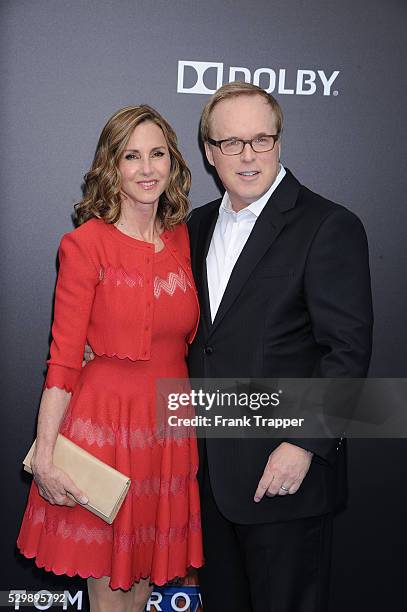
[17, 219, 203, 590]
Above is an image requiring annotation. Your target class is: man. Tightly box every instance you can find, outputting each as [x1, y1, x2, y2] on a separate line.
[187, 82, 373, 612]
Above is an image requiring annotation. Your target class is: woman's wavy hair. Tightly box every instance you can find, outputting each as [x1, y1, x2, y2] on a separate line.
[75, 105, 191, 228]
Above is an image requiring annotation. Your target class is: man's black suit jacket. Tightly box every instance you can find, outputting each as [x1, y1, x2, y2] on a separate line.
[187, 169, 373, 524]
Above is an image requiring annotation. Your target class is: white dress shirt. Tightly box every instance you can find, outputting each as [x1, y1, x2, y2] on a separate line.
[206, 165, 286, 322]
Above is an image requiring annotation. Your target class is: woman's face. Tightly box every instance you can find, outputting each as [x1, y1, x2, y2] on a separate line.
[118, 121, 171, 209]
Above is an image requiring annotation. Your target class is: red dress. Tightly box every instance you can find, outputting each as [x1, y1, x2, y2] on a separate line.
[17, 219, 203, 590]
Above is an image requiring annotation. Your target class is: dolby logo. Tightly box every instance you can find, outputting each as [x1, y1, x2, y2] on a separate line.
[177, 60, 340, 96]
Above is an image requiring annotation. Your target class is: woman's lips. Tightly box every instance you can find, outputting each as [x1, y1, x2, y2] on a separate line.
[137, 180, 159, 190]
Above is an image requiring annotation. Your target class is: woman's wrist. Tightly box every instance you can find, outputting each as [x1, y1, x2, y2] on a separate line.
[32, 445, 54, 471]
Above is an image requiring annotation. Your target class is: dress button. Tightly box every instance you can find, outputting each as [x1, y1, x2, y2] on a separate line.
[204, 346, 213, 355]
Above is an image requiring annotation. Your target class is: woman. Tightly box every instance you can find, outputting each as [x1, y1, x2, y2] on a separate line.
[17, 106, 203, 611]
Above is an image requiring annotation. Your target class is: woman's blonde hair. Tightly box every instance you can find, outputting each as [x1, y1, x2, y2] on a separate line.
[75, 105, 191, 228]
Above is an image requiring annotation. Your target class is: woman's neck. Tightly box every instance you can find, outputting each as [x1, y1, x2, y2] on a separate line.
[116, 200, 162, 243]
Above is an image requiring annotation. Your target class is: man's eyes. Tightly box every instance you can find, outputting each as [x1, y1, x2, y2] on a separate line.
[223, 137, 268, 146]
[223, 139, 239, 147]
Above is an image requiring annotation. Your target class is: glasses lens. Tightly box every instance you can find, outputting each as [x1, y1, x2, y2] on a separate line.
[220, 136, 277, 155]
[220, 139, 243, 155]
[251, 136, 275, 152]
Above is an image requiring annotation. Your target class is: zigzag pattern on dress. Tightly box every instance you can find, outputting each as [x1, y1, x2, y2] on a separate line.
[64, 417, 164, 449]
[26, 502, 201, 550]
[128, 473, 197, 498]
[60, 416, 193, 450]
[113, 512, 202, 551]
[153, 266, 192, 299]
[99, 266, 143, 288]
[27, 503, 112, 544]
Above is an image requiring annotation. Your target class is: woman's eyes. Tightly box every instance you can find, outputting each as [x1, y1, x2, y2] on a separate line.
[124, 150, 166, 160]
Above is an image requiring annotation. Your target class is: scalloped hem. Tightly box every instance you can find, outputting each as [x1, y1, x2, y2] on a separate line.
[17, 545, 203, 591]
[44, 382, 75, 394]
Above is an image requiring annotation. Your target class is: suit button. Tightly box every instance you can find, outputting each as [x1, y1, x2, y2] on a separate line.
[204, 346, 213, 355]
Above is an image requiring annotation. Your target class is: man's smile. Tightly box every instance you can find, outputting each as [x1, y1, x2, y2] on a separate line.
[236, 170, 260, 180]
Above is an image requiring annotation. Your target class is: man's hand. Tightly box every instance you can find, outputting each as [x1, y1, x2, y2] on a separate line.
[254, 442, 313, 502]
[82, 343, 95, 367]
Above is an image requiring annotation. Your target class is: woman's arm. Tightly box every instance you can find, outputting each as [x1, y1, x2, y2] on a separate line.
[31, 387, 88, 506]
[31, 228, 98, 506]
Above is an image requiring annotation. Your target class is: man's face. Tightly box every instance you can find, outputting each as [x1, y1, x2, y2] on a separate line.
[204, 94, 281, 212]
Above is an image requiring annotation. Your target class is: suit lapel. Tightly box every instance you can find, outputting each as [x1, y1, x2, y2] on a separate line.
[192, 202, 220, 334]
[210, 170, 301, 335]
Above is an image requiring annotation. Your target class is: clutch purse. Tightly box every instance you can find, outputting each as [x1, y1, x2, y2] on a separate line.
[23, 434, 131, 524]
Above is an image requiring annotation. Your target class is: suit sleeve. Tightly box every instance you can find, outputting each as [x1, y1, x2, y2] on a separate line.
[289, 209, 373, 461]
[44, 232, 99, 393]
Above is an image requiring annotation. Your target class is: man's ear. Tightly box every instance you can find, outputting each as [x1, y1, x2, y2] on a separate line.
[204, 141, 215, 167]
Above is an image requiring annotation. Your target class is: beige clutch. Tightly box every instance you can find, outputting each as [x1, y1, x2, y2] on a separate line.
[23, 434, 131, 524]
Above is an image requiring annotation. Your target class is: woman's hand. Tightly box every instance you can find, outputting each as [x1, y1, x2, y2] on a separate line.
[82, 343, 95, 367]
[31, 457, 88, 507]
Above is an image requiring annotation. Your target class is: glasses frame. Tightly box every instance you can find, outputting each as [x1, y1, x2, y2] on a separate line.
[207, 134, 280, 156]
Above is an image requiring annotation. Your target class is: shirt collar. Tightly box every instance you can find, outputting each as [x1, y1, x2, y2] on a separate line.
[220, 164, 286, 218]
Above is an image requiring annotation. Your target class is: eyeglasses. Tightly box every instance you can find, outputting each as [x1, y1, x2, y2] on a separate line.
[207, 134, 279, 156]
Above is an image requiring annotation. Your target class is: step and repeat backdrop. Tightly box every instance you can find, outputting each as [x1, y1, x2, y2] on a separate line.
[1, 1, 406, 610]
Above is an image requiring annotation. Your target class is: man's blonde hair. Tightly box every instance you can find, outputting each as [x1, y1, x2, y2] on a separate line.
[200, 81, 283, 142]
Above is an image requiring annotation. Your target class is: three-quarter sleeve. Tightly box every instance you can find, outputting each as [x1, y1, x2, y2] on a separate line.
[45, 231, 99, 392]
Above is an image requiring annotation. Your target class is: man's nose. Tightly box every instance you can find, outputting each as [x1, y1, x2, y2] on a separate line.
[240, 142, 256, 162]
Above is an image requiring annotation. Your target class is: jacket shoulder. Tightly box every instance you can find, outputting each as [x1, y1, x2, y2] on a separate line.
[168, 222, 190, 249]
[58, 218, 105, 264]
[187, 199, 221, 228]
[297, 185, 365, 229]
[62, 218, 104, 243]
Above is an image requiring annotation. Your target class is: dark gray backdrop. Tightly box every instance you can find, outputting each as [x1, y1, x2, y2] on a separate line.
[1, 1, 406, 610]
